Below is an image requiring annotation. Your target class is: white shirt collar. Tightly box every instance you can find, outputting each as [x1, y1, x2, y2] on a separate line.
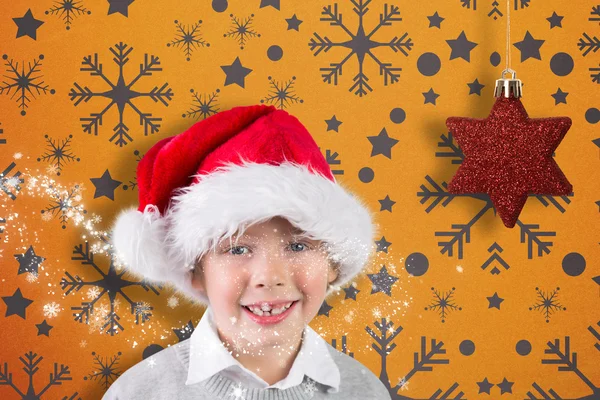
[185, 305, 340, 393]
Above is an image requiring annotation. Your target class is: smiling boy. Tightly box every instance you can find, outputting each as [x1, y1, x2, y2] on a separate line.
[107, 104, 391, 399]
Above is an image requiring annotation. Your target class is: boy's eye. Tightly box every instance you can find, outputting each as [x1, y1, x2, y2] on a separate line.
[226, 242, 310, 256]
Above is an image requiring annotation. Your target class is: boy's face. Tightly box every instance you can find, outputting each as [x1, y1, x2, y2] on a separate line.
[190, 216, 338, 353]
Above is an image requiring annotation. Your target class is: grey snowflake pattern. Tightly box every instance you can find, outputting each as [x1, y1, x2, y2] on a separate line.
[41, 183, 86, 229]
[0, 54, 55, 116]
[183, 88, 221, 120]
[0, 351, 80, 400]
[60, 241, 161, 335]
[260, 76, 303, 109]
[224, 13, 261, 49]
[308, 0, 413, 97]
[84, 351, 122, 389]
[167, 19, 209, 61]
[530, 286, 566, 323]
[424, 286, 462, 323]
[69, 42, 174, 147]
[37, 134, 80, 176]
[45, 0, 92, 30]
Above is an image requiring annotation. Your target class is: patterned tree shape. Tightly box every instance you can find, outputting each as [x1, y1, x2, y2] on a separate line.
[366, 317, 462, 399]
[0, 351, 80, 399]
[60, 241, 161, 335]
[527, 335, 599, 399]
[69, 42, 174, 147]
[308, 0, 413, 97]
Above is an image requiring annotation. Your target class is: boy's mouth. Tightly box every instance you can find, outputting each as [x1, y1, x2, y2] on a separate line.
[241, 300, 299, 324]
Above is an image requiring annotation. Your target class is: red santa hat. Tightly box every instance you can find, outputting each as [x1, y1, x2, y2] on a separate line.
[110, 104, 378, 305]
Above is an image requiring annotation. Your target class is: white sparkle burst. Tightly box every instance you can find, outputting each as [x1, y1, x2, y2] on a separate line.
[87, 287, 101, 300]
[146, 356, 157, 369]
[227, 381, 247, 399]
[398, 376, 409, 391]
[302, 377, 318, 398]
[43, 302, 62, 318]
[372, 307, 382, 319]
[167, 295, 179, 308]
[25, 272, 39, 283]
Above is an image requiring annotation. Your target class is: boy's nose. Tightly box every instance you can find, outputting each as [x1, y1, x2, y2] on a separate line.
[251, 253, 292, 288]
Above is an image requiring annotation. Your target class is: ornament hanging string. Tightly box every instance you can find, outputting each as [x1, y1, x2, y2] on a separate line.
[505, 0, 511, 75]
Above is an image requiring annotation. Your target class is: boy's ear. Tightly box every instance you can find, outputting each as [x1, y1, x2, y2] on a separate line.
[328, 262, 339, 283]
[190, 264, 206, 295]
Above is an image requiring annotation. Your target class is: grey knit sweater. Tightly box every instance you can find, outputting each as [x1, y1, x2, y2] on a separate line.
[102, 337, 392, 399]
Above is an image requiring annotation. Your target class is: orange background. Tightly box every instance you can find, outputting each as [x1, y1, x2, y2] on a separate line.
[0, 0, 598, 398]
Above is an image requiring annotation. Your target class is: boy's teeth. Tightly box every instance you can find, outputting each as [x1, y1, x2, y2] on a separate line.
[245, 301, 294, 316]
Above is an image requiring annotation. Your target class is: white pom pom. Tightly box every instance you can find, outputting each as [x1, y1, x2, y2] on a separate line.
[110, 204, 171, 282]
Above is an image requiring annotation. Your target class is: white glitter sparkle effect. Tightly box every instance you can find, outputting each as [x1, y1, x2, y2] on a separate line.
[42, 302, 62, 318]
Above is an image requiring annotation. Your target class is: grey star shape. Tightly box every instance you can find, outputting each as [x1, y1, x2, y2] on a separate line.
[427, 12, 444, 29]
[36, 319, 54, 336]
[367, 128, 399, 159]
[367, 265, 398, 297]
[15, 245, 45, 275]
[13, 9, 44, 40]
[423, 88, 440, 105]
[446, 31, 478, 62]
[173, 320, 195, 342]
[221, 56, 253, 88]
[325, 115, 342, 132]
[2, 288, 34, 319]
[375, 236, 392, 253]
[513, 31, 545, 62]
[551, 88, 568, 105]
[487, 292, 504, 309]
[467, 78, 485, 95]
[107, 0, 135, 17]
[260, 0, 280, 10]
[476, 377, 494, 394]
[497, 377, 514, 394]
[318, 300, 333, 317]
[378, 195, 396, 212]
[286, 14, 302, 31]
[343, 285, 360, 301]
[547, 12, 564, 29]
[90, 169, 122, 201]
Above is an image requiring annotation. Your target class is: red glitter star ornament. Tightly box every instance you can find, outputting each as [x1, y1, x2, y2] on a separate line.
[446, 71, 573, 228]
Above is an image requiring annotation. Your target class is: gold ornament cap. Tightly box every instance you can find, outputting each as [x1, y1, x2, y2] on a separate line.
[494, 68, 523, 98]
